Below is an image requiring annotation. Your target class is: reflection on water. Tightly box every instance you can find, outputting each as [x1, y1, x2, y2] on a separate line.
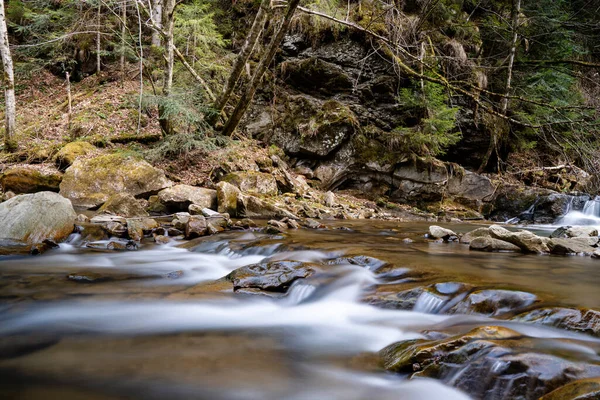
[1, 221, 600, 399]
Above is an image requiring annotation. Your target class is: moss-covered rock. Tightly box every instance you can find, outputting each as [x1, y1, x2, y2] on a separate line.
[97, 193, 149, 217]
[54, 141, 96, 170]
[541, 377, 600, 400]
[0, 166, 63, 194]
[221, 171, 278, 196]
[157, 185, 217, 212]
[59, 154, 172, 209]
[216, 181, 240, 216]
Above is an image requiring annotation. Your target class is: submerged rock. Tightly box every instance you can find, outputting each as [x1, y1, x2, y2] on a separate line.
[0, 166, 63, 194]
[227, 261, 315, 292]
[97, 193, 149, 217]
[60, 154, 172, 208]
[541, 377, 600, 400]
[158, 185, 217, 212]
[514, 307, 600, 337]
[448, 289, 537, 317]
[0, 192, 76, 249]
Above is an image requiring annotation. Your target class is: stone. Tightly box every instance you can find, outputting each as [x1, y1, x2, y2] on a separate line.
[238, 194, 297, 220]
[0, 192, 76, 248]
[185, 215, 209, 239]
[127, 218, 159, 241]
[566, 226, 599, 238]
[216, 181, 241, 216]
[172, 212, 191, 231]
[548, 237, 598, 255]
[60, 154, 172, 209]
[267, 219, 288, 231]
[489, 224, 550, 253]
[90, 215, 127, 225]
[75, 214, 90, 223]
[154, 235, 170, 244]
[459, 227, 490, 244]
[303, 218, 325, 229]
[447, 171, 495, 202]
[0, 166, 63, 194]
[221, 171, 278, 196]
[102, 221, 127, 237]
[427, 225, 457, 241]
[2, 191, 15, 201]
[226, 261, 315, 292]
[158, 185, 217, 212]
[106, 241, 128, 251]
[469, 236, 521, 252]
[514, 307, 600, 337]
[323, 191, 336, 207]
[448, 289, 537, 317]
[593, 249, 600, 259]
[54, 141, 96, 170]
[97, 193, 149, 217]
[147, 195, 167, 214]
[540, 378, 600, 400]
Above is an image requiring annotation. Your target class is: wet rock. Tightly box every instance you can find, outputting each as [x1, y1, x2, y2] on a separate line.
[154, 235, 170, 244]
[221, 171, 278, 196]
[0, 192, 76, 249]
[0, 166, 63, 194]
[550, 226, 571, 238]
[90, 215, 127, 225]
[448, 289, 537, 317]
[303, 218, 325, 229]
[106, 240, 137, 251]
[216, 181, 241, 216]
[490, 184, 556, 222]
[97, 193, 149, 217]
[30, 239, 60, 255]
[101, 221, 127, 238]
[469, 236, 521, 252]
[514, 307, 600, 337]
[127, 218, 159, 241]
[283, 217, 299, 229]
[489, 224, 549, 253]
[54, 141, 96, 170]
[459, 227, 490, 244]
[238, 194, 297, 220]
[60, 154, 172, 209]
[428, 225, 457, 241]
[75, 214, 89, 223]
[147, 195, 167, 214]
[227, 261, 315, 292]
[67, 272, 110, 283]
[172, 212, 191, 230]
[327, 255, 390, 271]
[540, 377, 600, 400]
[168, 227, 183, 237]
[185, 215, 209, 239]
[158, 185, 217, 212]
[566, 226, 599, 238]
[548, 237, 598, 255]
[382, 326, 600, 399]
[165, 270, 184, 279]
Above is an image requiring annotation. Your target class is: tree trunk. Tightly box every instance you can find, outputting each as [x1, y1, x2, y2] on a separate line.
[96, 0, 101, 74]
[221, 0, 301, 137]
[0, 0, 16, 151]
[120, 1, 126, 85]
[478, 0, 520, 173]
[151, 0, 163, 47]
[159, 0, 175, 135]
[209, 0, 271, 126]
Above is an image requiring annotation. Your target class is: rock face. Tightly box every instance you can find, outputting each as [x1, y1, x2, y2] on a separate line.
[0, 166, 62, 194]
[60, 154, 172, 209]
[0, 192, 76, 247]
[226, 261, 315, 292]
[97, 193, 149, 217]
[489, 224, 550, 253]
[157, 185, 217, 212]
[54, 141, 96, 170]
[221, 171, 279, 196]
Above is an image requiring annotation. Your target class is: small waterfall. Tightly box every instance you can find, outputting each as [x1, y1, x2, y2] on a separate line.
[413, 291, 446, 314]
[556, 195, 600, 226]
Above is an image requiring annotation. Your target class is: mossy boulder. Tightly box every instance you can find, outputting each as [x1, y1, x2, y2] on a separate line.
[157, 185, 217, 212]
[59, 154, 172, 209]
[0, 166, 63, 194]
[216, 181, 241, 216]
[221, 171, 278, 196]
[55, 141, 96, 170]
[0, 192, 76, 250]
[97, 193, 149, 217]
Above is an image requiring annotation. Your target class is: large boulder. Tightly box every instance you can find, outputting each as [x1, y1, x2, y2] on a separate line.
[489, 224, 550, 253]
[0, 166, 62, 194]
[459, 227, 490, 244]
[428, 225, 457, 240]
[157, 185, 217, 212]
[97, 193, 149, 217]
[221, 171, 278, 196]
[547, 237, 599, 255]
[216, 181, 241, 216]
[447, 171, 495, 204]
[59, 154, 172, 209]
[469, 236, 521, 252]
[54, 141, 96, 170]
[238, 194, 297, 220]
[0, 192, 76, 249]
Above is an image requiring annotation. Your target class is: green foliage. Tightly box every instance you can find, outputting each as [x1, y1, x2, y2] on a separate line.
[387, 81, 461, 157]
[145, 132, 230, 161]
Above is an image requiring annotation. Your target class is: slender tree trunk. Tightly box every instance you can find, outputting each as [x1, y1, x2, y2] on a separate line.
[209, 0, 271, 126]
[135, 0, 144, 135]
[0, 0, 16, 151]
[151, 0, 162, 47]
[221, 0, 301, 137]
[66, 72, 72, 134]
[120, 1, 126, 85]
[478, 0, 520, 173]
[159, 0, 175, 135]
[96, 0, 101, 74]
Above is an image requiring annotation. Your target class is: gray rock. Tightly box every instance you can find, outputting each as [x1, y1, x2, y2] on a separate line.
[548, 237, 599, 255]
[158, 185, 217, 212]
[227, 261, 315, 292]
[91, 215, 127, 225]
[449, 289, 538, 317]
[469, 236, 520, 252]
[172, 212, 191, 231]
[221, 171, 278, 196]
[566, 226, 599, 238]
[0, 192, 76, 248]
[216, 181, 241, 217]
[59, 154, 172, 209]
[323, 191, 336, 207]
[428, 225, 457, 240]
[489, 224, 549, 253]
[460, 227, 490, 244]
[447, 171, 495, 202]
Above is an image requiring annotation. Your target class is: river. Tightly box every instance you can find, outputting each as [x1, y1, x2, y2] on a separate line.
[1, 221, 599, 399]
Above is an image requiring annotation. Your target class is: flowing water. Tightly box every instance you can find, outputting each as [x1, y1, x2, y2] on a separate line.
[557, 195, 600, 227]
[1, 221, 600, 399]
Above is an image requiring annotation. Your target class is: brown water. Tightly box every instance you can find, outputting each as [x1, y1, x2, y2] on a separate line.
[1, 221, 599, 400]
